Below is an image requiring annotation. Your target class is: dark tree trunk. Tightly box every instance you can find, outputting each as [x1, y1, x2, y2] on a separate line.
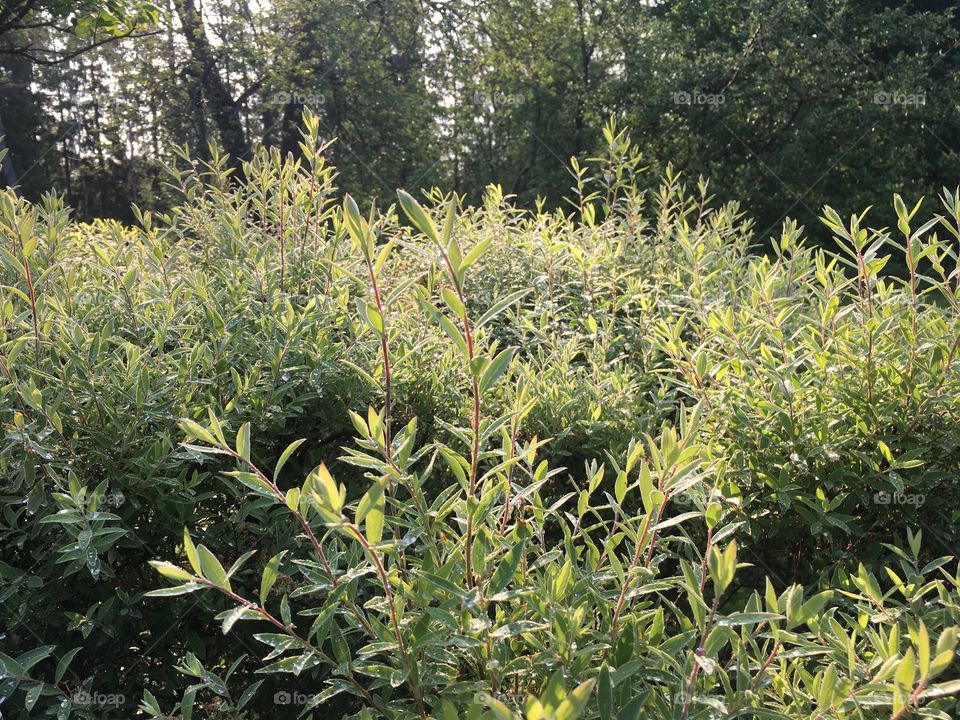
[172, 0, 249, 168]
[279, 99, 304, 159]
[0, 113, 19, 193]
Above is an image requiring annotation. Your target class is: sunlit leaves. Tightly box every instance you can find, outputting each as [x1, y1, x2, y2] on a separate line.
[708, 541, 737, 597]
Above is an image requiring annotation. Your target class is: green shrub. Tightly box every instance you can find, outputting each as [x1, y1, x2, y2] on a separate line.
[1, 119, 958, 718]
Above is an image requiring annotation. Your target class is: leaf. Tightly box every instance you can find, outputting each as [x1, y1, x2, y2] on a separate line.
[477, 289, 530, 328]
[618, 695, 646, 720]
[183, 528, 201, 575]
[896, 648, 916, 690]
[919, 678, 960, 700]
[25, 682, 41, 711]
[488, 541, 526, 596]
[236, 680, 264, 710]
[705, 502, 722, 529]
[421, 572, 469, 601]
[461, 236, 492, 272]
[359, 482, 385, 545]
[356, 480, 385, 525]
[226, 549, 256, 579]
[223, 471, 274, 497]
[441, 194, 457, 247]
[397, 190, 439, 244]
[260, 552, 285, 605]
[556, 678, 596, 720]
[615, 471, 627, 505]
[55, 648, 81, 683]
[197, 546, 230, 589]
[181, 688, 196, 720]
[490, 621, 548, 639]
[236, 422, 251, 461]
[438, 314, 468, 357]
[638, 463, 653, 512]
[218, 606, 260, 634]
[708, 541, 736, 597]
[148, 560, 195, 582]
[16, 647, 53, 672]
[144, 583, 204, 597]
[484, 694, 519, 720]
[479, 347, 516, 394]
[598, 663, 612, 720]
[179, 418, 218, 446]
[918, 620, 930, 677]
[273, 438, 306, 481]
[717, 612, 784, 627]
[441, 287, 465, 318]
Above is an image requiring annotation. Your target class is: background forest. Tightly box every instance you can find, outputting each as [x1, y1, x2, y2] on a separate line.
[1, 0, 959, 238]
[3, 2, 960, 720]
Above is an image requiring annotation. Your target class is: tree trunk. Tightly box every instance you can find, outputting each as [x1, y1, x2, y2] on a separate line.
[0, 112, 19, 193]
[172, 0, 249, 168]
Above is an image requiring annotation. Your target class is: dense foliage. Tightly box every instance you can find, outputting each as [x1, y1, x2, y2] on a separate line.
[1, 0, 959, 236]
[1, 122, 960, 718]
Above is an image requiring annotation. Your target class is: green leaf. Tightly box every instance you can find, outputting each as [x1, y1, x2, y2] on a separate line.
[918, 620, 930, 677]
[461, 236, 492, 272]
[236, 680, 264, 710]
[488, 541, 526, 597]
[618, 695, 646, 720]
[919, 678, 960, 700]
[183, 528, 201, 575]
[285, 490, 303, 519]
[896, 648, 916, 690]
[717, 612, 784, 627]
[441, 287, 465, 318]
[598, 663, 612, 720]
[705, 502, 722, 530]
[223, 471, 274, 497]
[207, 409, 226, 444]
[218, 606, 260, 634]
[479, 347, 516, 394]
[357, 481, 385, 545]
[397, 190, 439, 244]
[441, 196, 457, 248]
[438, 314, 468, 357]
[181, 688, 196, 720]
[236, 422, 251, 461]
[144, 583, 204, 597]
[179, 418, 218, 446]
[556, 678, 596, 720]
[226, 550, 256, 579]
[197, 546, 230, 589]
[273, 438, 306, 481]
[55, 648, 81, 684]
[638, 462, 652, 511]
[477, 289, 530, 328]
[483, 693, 519, 720]
[148, 560, 195, 582]
[708, 541, 737, 597]
[491, 621, 548, 639]
[260, 552, 285, 605]
[615, 471, 627, 505]
[25, 682, 41, 711]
